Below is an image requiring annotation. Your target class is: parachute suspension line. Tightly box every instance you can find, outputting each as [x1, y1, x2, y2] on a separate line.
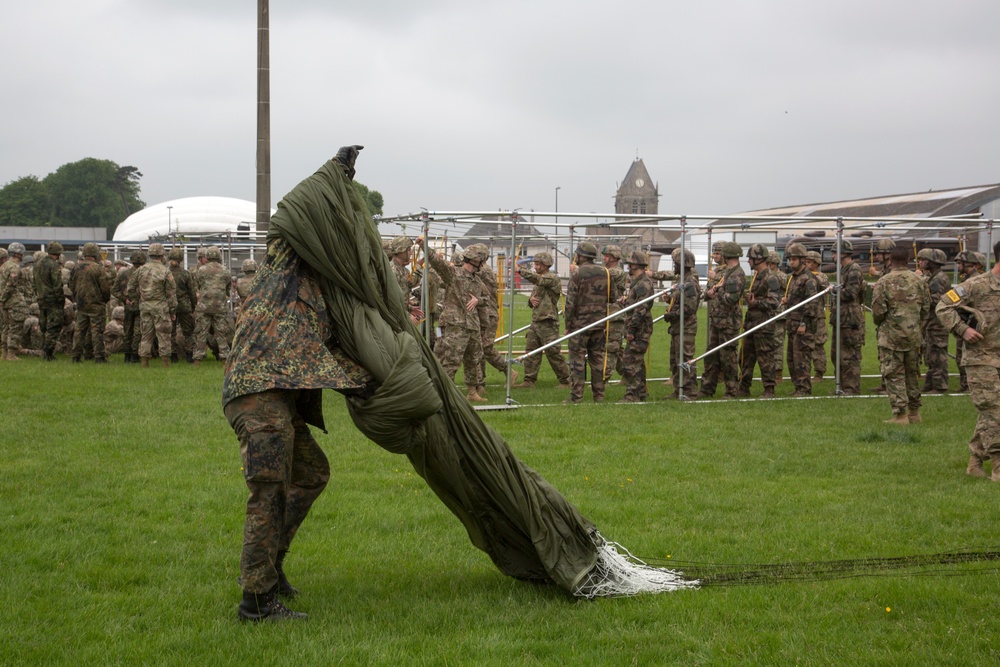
[572, 532, 699, 599]
[602, 266, 611, 382]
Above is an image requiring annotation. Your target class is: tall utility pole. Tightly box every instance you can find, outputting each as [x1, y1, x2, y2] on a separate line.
[255, 0, 271, 234]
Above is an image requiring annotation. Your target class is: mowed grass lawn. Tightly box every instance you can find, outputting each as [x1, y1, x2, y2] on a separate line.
[2, 308, 997, 665]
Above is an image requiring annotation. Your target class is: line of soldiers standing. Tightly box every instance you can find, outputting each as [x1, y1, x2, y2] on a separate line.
[0, 240, 237, 367]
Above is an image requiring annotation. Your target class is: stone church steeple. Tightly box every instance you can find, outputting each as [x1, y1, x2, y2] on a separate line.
[615, 158, 658, 216]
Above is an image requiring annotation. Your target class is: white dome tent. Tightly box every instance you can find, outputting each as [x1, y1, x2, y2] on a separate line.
[113, 196, 272, 242]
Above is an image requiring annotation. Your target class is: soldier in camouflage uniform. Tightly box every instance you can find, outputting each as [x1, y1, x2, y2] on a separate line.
[169, 248, 198, 363]
[564, 242, 621, 403]
[466, 243, 517, 396]
[738, 244, 782, 398]
[416, 237, 486, 402]
[192, 246, 233, 364]
[831, 240, 867, 395]
[34, 241, 65, 361]
[953, 251, 985, 392]
[868, 238, 896, 395]
[653, 248, 700, 399]
[600, 245, 628, 380]
[700, 242, 725, 389]
[805, 251, 830, 381]
[937, 243, 1000, 478]
[104, 306, 125, 355]
[0, 243, 28, 360]
[115, 250, 145, 363]
[619, 251, 654, 402]
[515, 251, 570, 387]
[128, 242, 177, 368]
[782, 243, 824, 396]
[700, 241, 746, 398]
[237, 259, 258, 302]
[917, 248, 952, 392]
[69, 242, 111, 363]
[21, 303, 43, 356]
[387, 236, 425, 325]
[872, 245, 930, 424]
[767, 251, 789, 383]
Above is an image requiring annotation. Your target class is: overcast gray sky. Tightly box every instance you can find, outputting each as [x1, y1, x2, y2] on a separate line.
[3, 0, 998, 225]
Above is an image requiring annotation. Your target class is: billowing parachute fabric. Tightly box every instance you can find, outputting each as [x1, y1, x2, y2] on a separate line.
[267, 159, 696, 597]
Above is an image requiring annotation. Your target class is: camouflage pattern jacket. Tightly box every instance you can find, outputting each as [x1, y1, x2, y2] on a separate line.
[832, 260, 866, 330]
[19, 264, 35, 305]
[565, 262, 620, 332]
[0, 259, 25, 311]
[69, 259, 111, 316]
[518, 266, 563, 323]
[606, 265, 627, 322]
[662, 271, 700, 336]
[784, 266, 822, 332]
[923, 267, 952, 329]
[222, 238, 371, 428]
[113, 266, 138, 312]
[871, 267, 930, 351]
[936, 270, 1000, 367]
[706, 264, 746, 331]
[127, 261, 177, 315]
[623, 273, 654, 341]
[170, 263, 198, 314]
[236, 274, 255, 301]
[743, 267, 782, 332]
[427, 248, 482, 330]
[34, 255, 63, 305]
[194, 261, 231, 314]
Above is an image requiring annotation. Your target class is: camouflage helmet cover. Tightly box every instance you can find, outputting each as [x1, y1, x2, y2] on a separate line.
[601, 244, 622, 259]
[746, 243, 769, 261]
[130, 250, 148, 265]
[205, 245, 222, 261]
[916, 248, 935, 262]
[64, 260, 75, 269]
[576, 241, 599, 259]
[29, 302, 40, 317]
[930, 248, 947, 265]
[112, 306, 125, 319]
[971, 251, 988, 267]
[767, 251, 780, 264]
[533, 252, 553, 267]
[875, 238, 896, 252]
[838, 239, 854, 254]
[81, 242, 101, 258]
[721, 241, 742, 259]
[711, 241, 725, 254]
[671, 247, 696, 268]
[388, 236, 413, 255]
[626, 250, 648, 267]
[785, 242, 808, 258]
[241, 259, 258, 273]
[955, 250, 969, 264]
[0, 248, 7, 260]
[148, 242, 165, 257]
[466, 243, 490, 262]
[167, 248, 184, 262]
[7, 242, 26, 256]
[196, 246, 207, 259]
[805, 251, 822, 264]
[23, 253, 35, 265]
[47, 241, 64, 255]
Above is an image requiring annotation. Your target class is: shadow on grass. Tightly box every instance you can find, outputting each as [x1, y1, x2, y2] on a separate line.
[855, 429, 921, 445]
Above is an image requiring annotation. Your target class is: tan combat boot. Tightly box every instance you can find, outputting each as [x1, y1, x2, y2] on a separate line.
[907, 410, 922, 424]
[967, 455, 987, 479]
[991, 456, 1000, 482]
[883, 413, 909, 425]
[140, 357, 150, 368]
[465, 388, 486, 403]
[162, 358, 170, 368]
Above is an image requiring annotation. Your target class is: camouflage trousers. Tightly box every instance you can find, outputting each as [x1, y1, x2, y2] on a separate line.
[786, 328, 817, 394]
[701, 326, 740, 397]
[922, 324, 950, 391]
[831, 327, 864, 395]
[139, 308, 172, 358]
[604, 320, 624, 381]
[434, 325, 483, 388]
[522, 320, 570, 384]
[1, 303, 27, 352]
[193, 311, 232, 361]
[772, 327, 786, 380]
[739, 328, 779, 393]
[621, 331, 650, 401]
[811, 325, 828, 376]
[479, 310, 509, 376]
[73, 310, 106, 360]
[172, 310, 196, 356]
[669, 329, 699, 397]
[956, 338, 968, 391]
[966, 365, 1000, 460]
[225, 390, 330, 595]
[123, 307, 140, 356]
[567, 325, 610, 402]
[39, 300, 63, 354]
[104, 327, 123, 354]
[879, 346, 921, 416]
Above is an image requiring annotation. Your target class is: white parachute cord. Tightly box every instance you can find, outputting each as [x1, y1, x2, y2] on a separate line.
[572, 532, 700, 599]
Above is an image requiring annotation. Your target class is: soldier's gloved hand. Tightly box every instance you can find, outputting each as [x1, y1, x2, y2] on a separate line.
[333, 145, 364, 180]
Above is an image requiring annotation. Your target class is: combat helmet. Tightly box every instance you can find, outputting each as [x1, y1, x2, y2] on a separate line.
[672, 247, 696, 268]
[166, 248, 184, 262]
[466, 243, 490, 262]
[533, 252, 553, 267]
[785, 242, 808, 258]
[130, 249, 148, 265]
[0, 248, 7, 261]
[7, 242, 26, 256]
[148, 243, 166, 257]
[971, 251, 988, 267]
[875, 238, 896, 253]
[916, 248, 935, 263]
[29, 302, 40, 317]
[205, 246, 222, 261]
[601, 244, 622, 260]
[626, 250, 648, 267]
[838, 240, 854, 255]
[112, 306, 125, 320]
[81, 242, 100, 259]
[242, 259, 258, 273]
[930, 249, 947, 265]
[576, 241, 598, 259]
[196, 247, 207, 261]
[746, 243, 769, 262]
[767, 251, 780, 265]
[805, 251, 822, 264]
[47, 241, 64, 255]
[388, 236, 413, 255]
[711, 241, 725, 255]
[721, 241, 742, 259]
[452, 250, 465, 265]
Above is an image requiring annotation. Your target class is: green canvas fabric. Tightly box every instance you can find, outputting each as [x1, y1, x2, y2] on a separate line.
[268, 159, 598, 592]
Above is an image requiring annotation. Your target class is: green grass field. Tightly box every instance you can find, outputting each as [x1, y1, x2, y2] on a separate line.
[2, 304, 996, 665]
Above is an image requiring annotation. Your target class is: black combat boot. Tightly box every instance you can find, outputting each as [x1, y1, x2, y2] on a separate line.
[275, 550, 299, 599]
[238, 587, 307, 622]
[185, 352, 194, 364]
[170, 353, 179, 363]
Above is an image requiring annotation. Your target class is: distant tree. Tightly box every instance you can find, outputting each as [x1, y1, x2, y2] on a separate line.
[0, 175, 50, 226]
[353, 181, 384, 216]
[44, 158, 145, 235]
